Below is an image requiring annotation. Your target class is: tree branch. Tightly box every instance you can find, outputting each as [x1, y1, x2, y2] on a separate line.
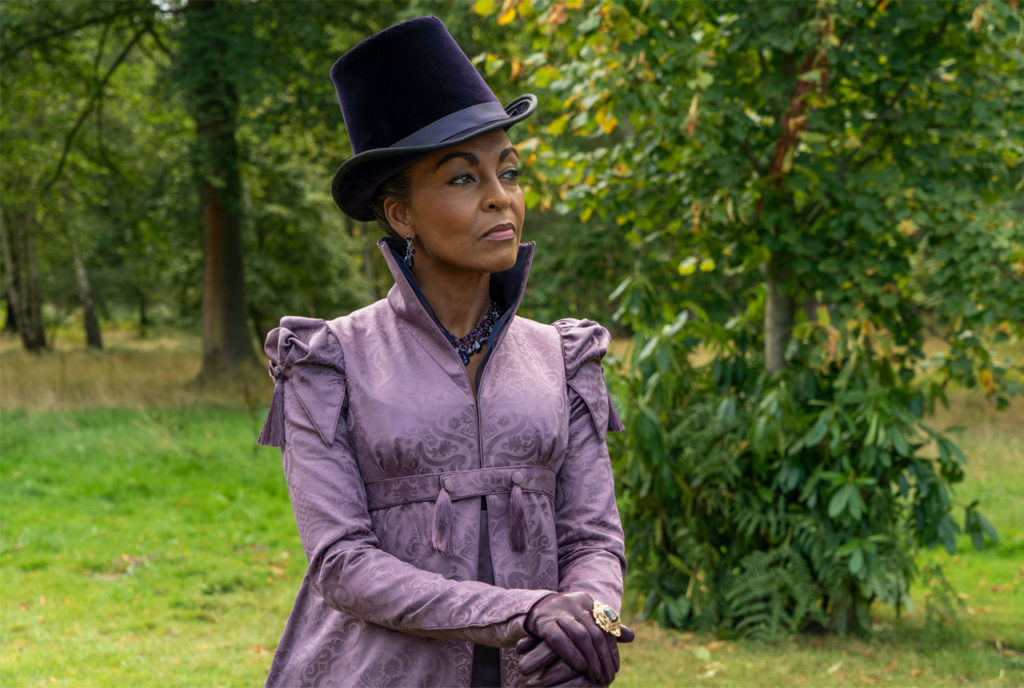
[145, 25, 173, 60]
[1, 5, 142, 62]
[94, 15, 113, 81]
[43, 25, 149, 193]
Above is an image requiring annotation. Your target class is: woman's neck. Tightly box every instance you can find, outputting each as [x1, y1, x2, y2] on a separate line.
[412, 263, 492, 338]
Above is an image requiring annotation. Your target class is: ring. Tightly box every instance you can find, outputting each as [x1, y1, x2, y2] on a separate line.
[591, 600, 622, 637]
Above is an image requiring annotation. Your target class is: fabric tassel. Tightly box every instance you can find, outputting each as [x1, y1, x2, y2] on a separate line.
[432, 486, 455, 555]
[607, 390, 626, 433]
[257, 380, 286, 447]
[509, 484, 526, 552]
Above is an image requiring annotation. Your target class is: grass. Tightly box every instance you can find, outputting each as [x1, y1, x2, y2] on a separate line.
[1, 407, 298, 687]
[1, 335, 1023, 686]
[0, 328, 271, 412]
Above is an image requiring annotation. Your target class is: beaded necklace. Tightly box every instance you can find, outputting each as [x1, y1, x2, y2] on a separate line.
[446, 301, 502, 365]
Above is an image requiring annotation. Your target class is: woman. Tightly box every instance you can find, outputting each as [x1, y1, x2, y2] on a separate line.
[258, 16, 632, 687]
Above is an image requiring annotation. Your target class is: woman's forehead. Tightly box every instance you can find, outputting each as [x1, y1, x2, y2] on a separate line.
[423, 130, 516, 167]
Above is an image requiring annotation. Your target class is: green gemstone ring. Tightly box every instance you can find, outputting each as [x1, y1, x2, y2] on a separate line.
[592, 600, 622, 637]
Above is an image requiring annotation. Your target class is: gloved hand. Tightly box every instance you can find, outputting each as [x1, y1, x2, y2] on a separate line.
[517, 625, 636, 687]
[520, 592, 634, 686]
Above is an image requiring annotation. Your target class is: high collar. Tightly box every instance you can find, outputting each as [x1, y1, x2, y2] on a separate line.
[378, 238, 535, 361]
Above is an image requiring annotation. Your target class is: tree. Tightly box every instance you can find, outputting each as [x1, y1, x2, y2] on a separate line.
[0, 209, 46, 351]
[177, 0, 256, 376]
[1, 1, 384, 363]
[480, 0, 1023, 635]
[1, 0, 168, 349]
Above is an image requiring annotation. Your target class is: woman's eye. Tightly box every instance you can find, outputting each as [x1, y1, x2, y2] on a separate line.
[449, 173, 476, 185]
[501, 168, 520, 182]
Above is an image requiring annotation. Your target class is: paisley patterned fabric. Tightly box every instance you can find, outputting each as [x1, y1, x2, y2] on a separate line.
[261, 241, 625, 687]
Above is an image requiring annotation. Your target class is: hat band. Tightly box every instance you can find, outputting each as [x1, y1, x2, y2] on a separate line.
[390, 101, 509, 149]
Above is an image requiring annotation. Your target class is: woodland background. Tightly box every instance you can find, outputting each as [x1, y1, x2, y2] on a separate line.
[2, 0, 1023, 686]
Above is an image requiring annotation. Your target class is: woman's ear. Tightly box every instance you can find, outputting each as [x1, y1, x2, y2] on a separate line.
[383, 197, 412, 233]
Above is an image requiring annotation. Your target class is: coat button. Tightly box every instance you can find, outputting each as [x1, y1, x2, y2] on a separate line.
[511, 470, 524, 485]
[442, 476, 454, 492]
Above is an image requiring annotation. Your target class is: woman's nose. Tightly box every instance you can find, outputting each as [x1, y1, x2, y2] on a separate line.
[482, 175, 512, 211]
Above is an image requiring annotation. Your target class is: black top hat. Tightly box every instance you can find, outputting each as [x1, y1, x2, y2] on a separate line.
[330, 16, 537, 221]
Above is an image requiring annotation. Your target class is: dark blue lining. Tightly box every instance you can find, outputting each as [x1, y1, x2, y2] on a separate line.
[383, 238, 526, 364]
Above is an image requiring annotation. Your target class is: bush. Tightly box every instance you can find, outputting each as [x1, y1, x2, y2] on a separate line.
[611, 310, 999, 637]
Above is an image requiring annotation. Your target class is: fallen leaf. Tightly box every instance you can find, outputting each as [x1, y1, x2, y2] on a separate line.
[828, 661, 843, 674]
[911, 669, 924, 677]
[247, 645, 270, 655]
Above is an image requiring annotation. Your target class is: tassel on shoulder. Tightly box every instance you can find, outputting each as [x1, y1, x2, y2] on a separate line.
[257, 379, 286, 447]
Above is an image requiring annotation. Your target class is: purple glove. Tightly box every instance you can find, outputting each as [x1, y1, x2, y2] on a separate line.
[517, 625, 636, 687]
[521, 592, 632, 686]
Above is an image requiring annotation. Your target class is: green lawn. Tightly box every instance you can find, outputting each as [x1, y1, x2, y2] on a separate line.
[1, 394, 1022, 686]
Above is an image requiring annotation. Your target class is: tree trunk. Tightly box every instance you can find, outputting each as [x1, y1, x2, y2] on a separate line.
[138, 290, 149, 334]
[0, 207, 47, 351]
[2, 292, 16, 334]
[73, 251, 103, 349]
[185, 0, 255, 378]
[764, 251, 795, 374]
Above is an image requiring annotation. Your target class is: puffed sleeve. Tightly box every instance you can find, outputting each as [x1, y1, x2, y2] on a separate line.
[258, 317, 550, 646]
[552, 318, 627, 609]
[258, 316, 346, 448]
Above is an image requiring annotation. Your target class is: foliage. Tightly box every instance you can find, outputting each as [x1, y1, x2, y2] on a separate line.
[474, 0, 1024, 635]
[0, 1, 394, 350]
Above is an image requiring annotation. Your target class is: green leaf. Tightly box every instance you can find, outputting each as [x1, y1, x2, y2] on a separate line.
[847, 488, 864, 520]
[848, 547, 865, 576]
[828, 484, 851, 518]
[890, 427, 910, 457]
[798, 130, 827, 144]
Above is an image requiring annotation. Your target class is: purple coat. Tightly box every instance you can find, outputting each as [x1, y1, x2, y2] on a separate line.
[259, 241, 625, 687]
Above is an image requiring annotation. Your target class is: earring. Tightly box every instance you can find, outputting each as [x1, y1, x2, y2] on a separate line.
[404, 234, 416, 267]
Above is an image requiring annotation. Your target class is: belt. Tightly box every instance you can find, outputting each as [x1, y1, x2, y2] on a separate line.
[364, 466, 555, 556]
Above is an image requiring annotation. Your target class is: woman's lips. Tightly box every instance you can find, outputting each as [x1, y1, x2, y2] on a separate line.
[483, 224, 516, 241]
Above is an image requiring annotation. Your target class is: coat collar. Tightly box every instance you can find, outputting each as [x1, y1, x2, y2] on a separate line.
[378, 237, 535, 364]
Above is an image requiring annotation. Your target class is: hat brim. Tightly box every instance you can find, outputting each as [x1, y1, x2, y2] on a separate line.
[332, 94, 538, 222]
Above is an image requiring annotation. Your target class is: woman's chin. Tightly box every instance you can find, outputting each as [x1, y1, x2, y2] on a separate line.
[490, 243, 520, 273]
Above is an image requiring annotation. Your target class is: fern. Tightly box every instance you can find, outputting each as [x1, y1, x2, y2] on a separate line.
[723, 548, 826, 640]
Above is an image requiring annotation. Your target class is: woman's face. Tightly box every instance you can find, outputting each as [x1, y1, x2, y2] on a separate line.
[386, 129, 525, 277]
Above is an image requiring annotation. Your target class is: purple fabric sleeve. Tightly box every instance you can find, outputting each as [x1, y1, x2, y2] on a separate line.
[552, 319, 627, 606]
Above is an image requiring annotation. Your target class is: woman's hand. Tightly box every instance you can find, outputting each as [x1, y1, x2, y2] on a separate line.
[517, 625, 636, 687]
[520, 592, 634, 685]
